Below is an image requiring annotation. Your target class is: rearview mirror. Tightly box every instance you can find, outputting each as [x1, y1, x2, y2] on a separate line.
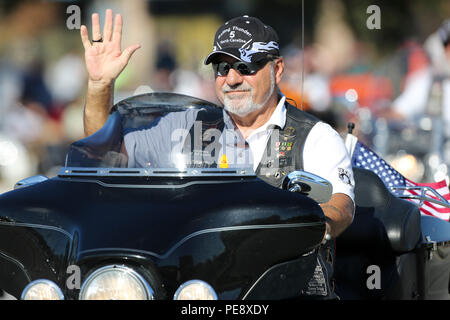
[282, 171, 332, 203]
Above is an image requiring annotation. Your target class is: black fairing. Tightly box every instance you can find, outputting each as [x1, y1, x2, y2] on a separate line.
[1, 93, 328, 299]
[2, 93, 448, 300]
[0, 174, 324, 299]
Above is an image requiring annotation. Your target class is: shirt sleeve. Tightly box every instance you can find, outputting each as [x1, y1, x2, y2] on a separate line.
[302, 122, 355, 207]
[124, 109, 199, 168]
[392, 68, 432, 118]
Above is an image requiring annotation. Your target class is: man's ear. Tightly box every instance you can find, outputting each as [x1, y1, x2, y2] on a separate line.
[274, 57, 284, 85]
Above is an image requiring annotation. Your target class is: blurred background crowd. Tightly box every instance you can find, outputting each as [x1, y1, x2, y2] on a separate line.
[1, 0, 450, 193]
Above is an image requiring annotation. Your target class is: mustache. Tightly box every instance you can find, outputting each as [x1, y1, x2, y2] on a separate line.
[222, 84, 252, 94]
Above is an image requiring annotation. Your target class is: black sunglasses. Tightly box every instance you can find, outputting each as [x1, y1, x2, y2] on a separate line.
[212, 58, 274, 77]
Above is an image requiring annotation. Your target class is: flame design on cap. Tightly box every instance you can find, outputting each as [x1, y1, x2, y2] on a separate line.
[238, 41, 279, 63]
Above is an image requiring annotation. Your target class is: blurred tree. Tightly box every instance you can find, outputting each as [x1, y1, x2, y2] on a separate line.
[341, 0, 450, 54]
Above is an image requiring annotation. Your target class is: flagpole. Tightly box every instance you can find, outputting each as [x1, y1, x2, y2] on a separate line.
[300, 0, 304, 111]
[345, 122, 358, 157]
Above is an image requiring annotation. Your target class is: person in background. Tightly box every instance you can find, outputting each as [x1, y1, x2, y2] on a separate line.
[80, 9, 355, 299]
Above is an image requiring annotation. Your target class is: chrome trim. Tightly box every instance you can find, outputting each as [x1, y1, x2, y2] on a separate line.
[21, 279, 64, 300]
[0, 221, 73, 240]
[282, 170, 333, 203]
[79, 265, 154, 300]
[78, 222, 323, 260]
[0, 251, 31, 282]
[241, 260, 294, 300]
[14, 175, 48, 190]
[58, 167, 255, 178]
[173, 280, 218, 300]
[55, 177, 255, 189]
[283, 171, 331, 189]
[391, 186, 450, 208]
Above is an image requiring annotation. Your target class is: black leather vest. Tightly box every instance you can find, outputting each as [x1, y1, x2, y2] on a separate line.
[187, 102, 334, 298]
[255, 103, 319, 188]
[186, 102, 319, 180]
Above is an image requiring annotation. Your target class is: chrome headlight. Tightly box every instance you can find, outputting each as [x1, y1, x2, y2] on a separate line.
[21, 279, 64, 300]
[174, 280, 218, 300]
[79, 265, 154, 300]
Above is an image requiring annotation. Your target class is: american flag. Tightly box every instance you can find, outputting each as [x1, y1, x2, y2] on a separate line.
[351, 141, 450, 221]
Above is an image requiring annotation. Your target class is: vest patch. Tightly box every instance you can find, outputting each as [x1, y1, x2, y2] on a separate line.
[256, 103, 320, 188]
[338, 168, 352, 185]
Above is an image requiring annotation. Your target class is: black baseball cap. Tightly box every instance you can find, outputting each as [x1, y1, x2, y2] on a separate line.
[204, 15, 280, 65]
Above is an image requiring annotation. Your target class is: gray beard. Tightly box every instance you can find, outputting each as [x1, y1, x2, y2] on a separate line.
[222, 65, 276, 117]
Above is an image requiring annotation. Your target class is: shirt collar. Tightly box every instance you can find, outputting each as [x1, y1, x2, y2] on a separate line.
[247, 95, 287, 139]
[266, 94, 287, 130]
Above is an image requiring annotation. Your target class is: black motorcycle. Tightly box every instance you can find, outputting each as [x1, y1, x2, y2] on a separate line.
[0, 93, 449, 300]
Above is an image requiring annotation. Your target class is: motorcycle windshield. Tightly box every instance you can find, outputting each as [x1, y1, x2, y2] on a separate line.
[64, 92, 255, 173]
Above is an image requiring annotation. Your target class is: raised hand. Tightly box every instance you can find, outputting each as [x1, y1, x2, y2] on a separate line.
[80, 9, 141, 85]
[80, 9, 141, 136]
